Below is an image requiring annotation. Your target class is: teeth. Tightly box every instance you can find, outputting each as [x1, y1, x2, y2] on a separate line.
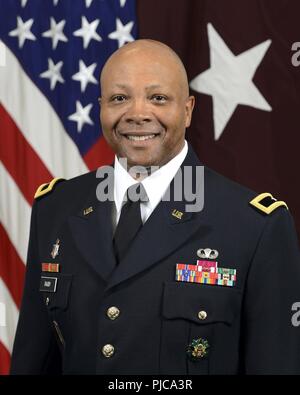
[127, 134, 156, 141]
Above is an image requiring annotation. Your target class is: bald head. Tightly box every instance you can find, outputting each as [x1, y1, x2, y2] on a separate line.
[99, 39, 195, 168]
[100, 39, 190, 97]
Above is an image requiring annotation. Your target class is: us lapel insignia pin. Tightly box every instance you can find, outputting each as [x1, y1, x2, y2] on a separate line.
[172, 209, 183, 220]
[42, 263, 60, 273]
[51, 239, 60, 259]
[83, 206, 93, 216]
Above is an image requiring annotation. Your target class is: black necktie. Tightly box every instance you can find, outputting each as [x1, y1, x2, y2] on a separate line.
[113, 183, 148, 264]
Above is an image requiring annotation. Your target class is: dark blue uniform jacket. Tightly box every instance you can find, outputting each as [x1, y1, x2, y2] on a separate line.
[10, 146, 300, 374]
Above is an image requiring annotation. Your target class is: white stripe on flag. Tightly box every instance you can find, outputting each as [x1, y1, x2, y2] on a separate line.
[0, 278, 19, 353]
[0, 161, 31, 263]
[0, 301, 5, 327]
[0, 40, 6, 67]
[0, 43, 88, 179]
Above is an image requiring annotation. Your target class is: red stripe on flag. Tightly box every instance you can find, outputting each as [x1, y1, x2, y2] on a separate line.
[0, 224, 25, 308]
[0, 342, 10, 375]
[0, 104, 53, 205]
[83, 135, 114, 170]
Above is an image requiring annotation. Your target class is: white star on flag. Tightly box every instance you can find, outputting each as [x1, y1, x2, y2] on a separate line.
[53, 0, 59, 5]
[72, 60, 98, 92]
[73, 16, 102, 49]
[9, 17, 36, 48]
[85, 0, 94, 7]
[40, 58, 65, 90]
[21, 0, 28, 7]
[108, 18, 134, 48]
[190, 23, 272, 140]
[68, 101, 94, 133]
[42, 18, 68, 50]
[120, 0, 127, 7]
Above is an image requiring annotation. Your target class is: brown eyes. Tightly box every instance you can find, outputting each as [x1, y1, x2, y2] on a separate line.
[111, 95, 126, 102]
[110, 95, 168, 103]
[152, 95, 167, 103]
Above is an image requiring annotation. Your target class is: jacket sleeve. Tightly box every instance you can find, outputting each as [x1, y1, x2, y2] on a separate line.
[242, 208, 300, 374]
[10, 201, 61, 375]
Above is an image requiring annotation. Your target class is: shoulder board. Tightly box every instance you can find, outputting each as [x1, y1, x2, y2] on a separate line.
[249, 192, 288, 215]
[34, 178, 65, 199]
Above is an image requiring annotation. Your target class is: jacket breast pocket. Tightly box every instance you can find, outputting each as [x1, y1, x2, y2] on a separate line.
[159, 281, 242, 375]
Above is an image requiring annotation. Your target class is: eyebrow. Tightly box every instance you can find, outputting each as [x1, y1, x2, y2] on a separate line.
[113, 84, 163, 90]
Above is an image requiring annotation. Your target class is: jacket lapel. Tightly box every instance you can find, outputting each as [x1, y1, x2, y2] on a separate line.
[68, 171, 116, 282]
[67, 146, 214, 289]
[105, 145, 212, 292]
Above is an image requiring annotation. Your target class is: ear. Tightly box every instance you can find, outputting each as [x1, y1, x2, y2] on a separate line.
[185, 96, 195, 128]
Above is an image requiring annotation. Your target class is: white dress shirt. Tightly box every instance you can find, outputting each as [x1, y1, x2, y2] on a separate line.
[113, 140, 188, 231]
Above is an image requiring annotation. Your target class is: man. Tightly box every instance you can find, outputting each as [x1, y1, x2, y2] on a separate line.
[11, 40, 300, 374]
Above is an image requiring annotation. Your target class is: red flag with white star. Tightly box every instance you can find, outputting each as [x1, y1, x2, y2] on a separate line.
[137, 0, 300, 241]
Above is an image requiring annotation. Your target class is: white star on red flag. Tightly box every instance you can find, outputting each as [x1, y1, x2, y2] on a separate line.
[190, 23, 272, 140]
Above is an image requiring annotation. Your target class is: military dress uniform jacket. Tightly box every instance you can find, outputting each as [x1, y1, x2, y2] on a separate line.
[10, 146, 300, 375]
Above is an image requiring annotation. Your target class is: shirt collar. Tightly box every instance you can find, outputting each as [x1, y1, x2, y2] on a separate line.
[114, 155, 138, 214]
[114, 140, 188, 214]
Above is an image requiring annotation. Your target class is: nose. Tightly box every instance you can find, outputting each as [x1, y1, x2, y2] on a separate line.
[124, 99, 152, 125]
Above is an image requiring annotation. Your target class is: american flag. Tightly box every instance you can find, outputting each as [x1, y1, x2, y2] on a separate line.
[0, 0, 137, 374]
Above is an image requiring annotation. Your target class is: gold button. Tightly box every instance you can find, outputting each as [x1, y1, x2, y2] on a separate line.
[102, 344, 115, 358]
[198, 310, 207, 320]
[106, 306, 120, 320]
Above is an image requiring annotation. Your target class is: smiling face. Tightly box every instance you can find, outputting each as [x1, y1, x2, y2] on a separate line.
[100, 41, 195, 168]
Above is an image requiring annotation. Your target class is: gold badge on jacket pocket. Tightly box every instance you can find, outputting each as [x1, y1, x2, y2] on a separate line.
[175, 256, 237, 287]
